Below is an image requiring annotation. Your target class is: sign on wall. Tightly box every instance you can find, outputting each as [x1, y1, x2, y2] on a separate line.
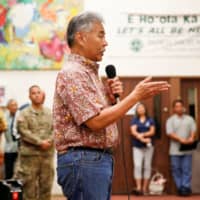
[0, 0, 83, 70]
[107, 13, 200, 57]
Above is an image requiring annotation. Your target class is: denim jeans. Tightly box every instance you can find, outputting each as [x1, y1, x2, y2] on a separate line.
[170, 155, 192, 191]
[57, 149, 113, 200]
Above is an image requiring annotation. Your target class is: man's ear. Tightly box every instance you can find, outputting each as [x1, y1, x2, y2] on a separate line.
[75, 32, 86, 47]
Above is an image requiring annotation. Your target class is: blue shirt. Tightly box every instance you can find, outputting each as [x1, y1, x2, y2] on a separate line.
[131, 117, 155, 148]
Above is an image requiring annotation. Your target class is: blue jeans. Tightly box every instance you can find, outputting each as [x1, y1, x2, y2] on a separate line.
[170, 155, 192, 191]
[57, 149, 113, 200]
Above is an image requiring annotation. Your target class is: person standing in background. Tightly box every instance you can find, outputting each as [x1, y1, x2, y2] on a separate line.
[4, 99, 18, 179]
[12, 102, 30, 178]
[16, 85, 54, 200]
[130, 103, 155, 195]
[0, 109, 7, 178]
[166, 99, 196, 196]
[0, 108, 7, 135]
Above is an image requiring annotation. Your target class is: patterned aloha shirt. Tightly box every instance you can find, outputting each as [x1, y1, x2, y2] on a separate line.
[53, 54, 119, 152]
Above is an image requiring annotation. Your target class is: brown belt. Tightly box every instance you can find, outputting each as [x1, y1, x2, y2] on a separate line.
[67, 146, 113, 154]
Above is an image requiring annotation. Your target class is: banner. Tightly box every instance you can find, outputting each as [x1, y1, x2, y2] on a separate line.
[0, 0, 83, 70]
[107, 13, 200, 57]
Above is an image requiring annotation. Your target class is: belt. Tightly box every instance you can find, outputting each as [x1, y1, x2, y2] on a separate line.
[67, 146, 113, 154]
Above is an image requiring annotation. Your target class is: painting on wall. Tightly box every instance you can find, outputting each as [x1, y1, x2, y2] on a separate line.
[0, 0, 83, 70]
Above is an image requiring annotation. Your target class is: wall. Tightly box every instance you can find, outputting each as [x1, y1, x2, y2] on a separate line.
[0, 71, 57, 107]
[85, 0, 200, 77]
[1, 0, 200, 107]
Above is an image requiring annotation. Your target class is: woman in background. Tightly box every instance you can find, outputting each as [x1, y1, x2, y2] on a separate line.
[130, 103, 155, 195]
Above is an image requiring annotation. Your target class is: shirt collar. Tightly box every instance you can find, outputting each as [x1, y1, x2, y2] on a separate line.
[30, 106, 44, 114]
[67, 53, 99, 74]
[174, 114, 185, 118]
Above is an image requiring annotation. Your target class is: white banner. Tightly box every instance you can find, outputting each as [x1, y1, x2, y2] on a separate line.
[106, 13, 200, 57]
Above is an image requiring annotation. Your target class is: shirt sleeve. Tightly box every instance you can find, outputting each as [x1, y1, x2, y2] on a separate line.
[149, 118, 155, 126]
[190, 117, 197, 133]
[56, 70, 104, 125]
[166, 117, 174, 135]
[130, 117, 138, 126]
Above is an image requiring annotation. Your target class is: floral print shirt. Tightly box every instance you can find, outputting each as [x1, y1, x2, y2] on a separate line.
[53, 54, 119, 152]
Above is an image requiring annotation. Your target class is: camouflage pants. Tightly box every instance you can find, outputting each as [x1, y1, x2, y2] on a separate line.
[16, 155, 54, 200]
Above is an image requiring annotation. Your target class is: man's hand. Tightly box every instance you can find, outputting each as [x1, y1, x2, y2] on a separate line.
[107, 77, 123, 103]
[180, 137, 195, 145]
[131, 77, 170, 102]
[40, 139, 52, 150]
[85, 76, 169, 131]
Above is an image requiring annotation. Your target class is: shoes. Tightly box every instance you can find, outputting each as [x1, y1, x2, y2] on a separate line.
[131, 189, 143, 196]
[178, 187, 192, 197]
[143, 191, 149, 196]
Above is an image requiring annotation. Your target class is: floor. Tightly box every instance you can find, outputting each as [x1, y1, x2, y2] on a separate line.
[52, 195, 200, 200]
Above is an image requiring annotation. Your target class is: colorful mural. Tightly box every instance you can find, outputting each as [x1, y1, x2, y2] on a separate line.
[0, 0, 83, 70]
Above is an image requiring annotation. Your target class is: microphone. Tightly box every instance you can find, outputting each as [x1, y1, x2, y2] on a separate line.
[105, 65, 120, 103]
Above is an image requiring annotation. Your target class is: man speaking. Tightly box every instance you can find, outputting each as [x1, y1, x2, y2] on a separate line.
[53, 11, 170, 200]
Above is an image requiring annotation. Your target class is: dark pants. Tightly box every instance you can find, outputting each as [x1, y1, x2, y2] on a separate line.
[170, 155, 192, 192]
[57, 149, 114, 200]
[4, 152, 18, 179]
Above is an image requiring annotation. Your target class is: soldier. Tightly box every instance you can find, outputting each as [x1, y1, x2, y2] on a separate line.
[16, 85, 54, 200]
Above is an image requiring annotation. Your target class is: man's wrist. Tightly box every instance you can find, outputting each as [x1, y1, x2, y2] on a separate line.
[130, 91, 140, 103]
[136, 133, 142, 140]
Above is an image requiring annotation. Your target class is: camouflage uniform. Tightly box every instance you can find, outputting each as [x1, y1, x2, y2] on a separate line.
[16, 106, 54, 200]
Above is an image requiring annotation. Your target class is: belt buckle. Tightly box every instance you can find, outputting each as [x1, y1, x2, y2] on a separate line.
[103, 148, 113, 154]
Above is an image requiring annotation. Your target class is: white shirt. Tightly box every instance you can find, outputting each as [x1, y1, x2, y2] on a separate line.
[166, 114, 196, 155]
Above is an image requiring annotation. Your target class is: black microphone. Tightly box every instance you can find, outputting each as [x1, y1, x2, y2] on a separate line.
[105, 65, 120, 103]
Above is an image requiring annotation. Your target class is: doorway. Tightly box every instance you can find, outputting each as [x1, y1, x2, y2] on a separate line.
[111, 77, 172, 194]
[181, 79, 200, 194]
[181, 79, 200, 136]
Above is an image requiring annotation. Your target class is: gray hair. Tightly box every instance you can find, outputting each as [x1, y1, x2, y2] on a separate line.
[7, 99, 17, 106]
[67, 11, 104, 47]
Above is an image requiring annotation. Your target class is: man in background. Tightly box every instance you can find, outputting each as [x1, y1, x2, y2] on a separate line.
[4, 99, 18, 179]
[16, 85, 54, 200]
[166, 99, 196, 196]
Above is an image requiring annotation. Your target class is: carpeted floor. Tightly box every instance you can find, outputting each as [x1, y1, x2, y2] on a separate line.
[52, 194, 200, 200]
